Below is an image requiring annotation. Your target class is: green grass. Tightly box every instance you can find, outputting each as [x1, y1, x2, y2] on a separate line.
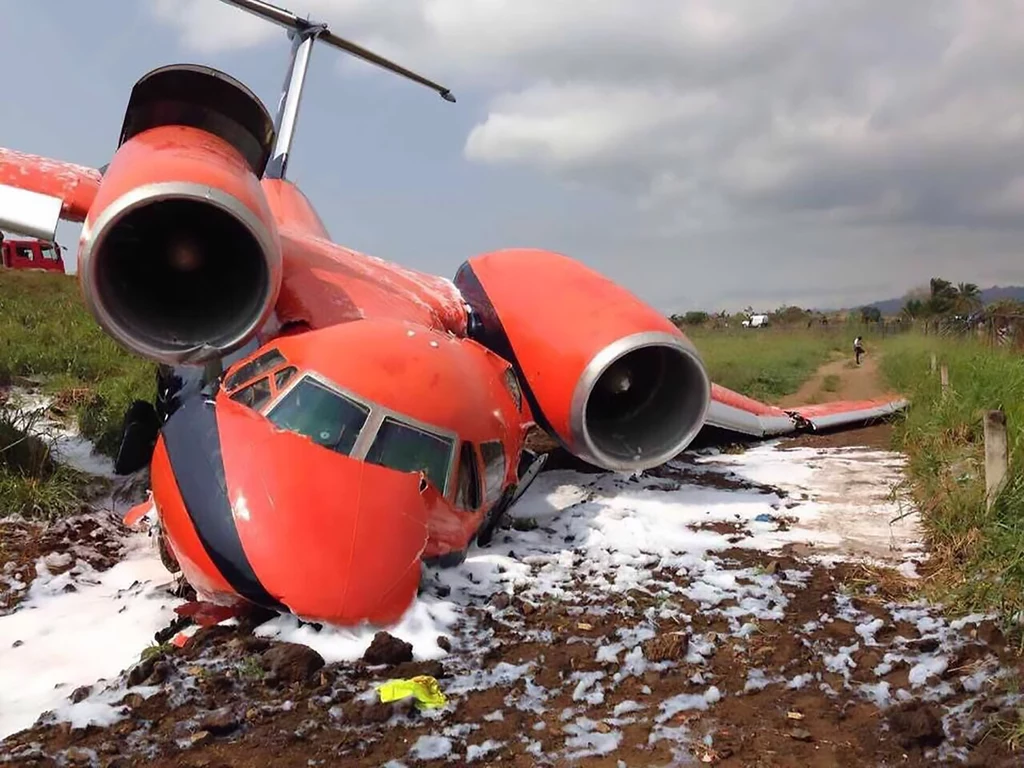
[687, 327, 849, 402]
[0, 271, 154, 456]
[0, 271, 153, 518]
[881, 333, 1024, 636]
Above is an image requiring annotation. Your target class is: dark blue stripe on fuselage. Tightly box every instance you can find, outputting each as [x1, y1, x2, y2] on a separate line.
[453, 261, 560, 442]
[160, 393, 285, 611]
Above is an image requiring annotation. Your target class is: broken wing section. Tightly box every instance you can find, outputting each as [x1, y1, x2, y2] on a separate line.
[0, 148, 101, 240]
[786, 399, 909, 431]
[705, 383, 908, 439]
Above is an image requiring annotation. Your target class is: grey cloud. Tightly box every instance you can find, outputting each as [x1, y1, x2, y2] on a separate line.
[145, 0, 1024, 309]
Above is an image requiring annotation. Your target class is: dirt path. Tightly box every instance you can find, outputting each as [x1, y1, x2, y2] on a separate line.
[778, 351, 896, 408]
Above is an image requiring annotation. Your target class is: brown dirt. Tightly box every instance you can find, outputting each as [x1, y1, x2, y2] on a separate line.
[778, 354, 898, 408]
[3, 521, 1021, 767]
[778, 422, 897, 452]
[1, 514, 125, 615]
[3, 552, 1020, 768]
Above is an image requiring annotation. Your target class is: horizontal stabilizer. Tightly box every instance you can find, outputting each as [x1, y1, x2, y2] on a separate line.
[705, 384, 907, 439]
[0, 147, 101, 238]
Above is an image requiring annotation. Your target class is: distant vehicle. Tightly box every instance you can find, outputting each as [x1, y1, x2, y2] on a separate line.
[742, 314, 769, 328]
[0, 235, 66, 273]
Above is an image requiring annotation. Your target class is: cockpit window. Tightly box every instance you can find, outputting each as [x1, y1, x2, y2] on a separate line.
[274, 366, 297, 389]
[224, 348, 287, 391]
[266, 376, 369, 456]
[365, 417, 454, 493]
[230, 375, 272, 411]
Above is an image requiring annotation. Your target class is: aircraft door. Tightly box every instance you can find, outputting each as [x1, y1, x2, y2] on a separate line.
[479, 440, 506, 508]
[453, 441, 482, 512]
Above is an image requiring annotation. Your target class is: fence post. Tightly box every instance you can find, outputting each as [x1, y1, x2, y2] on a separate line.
[940, 364, 949, 395]
[930, 353, 937, 375]
[984, 410, 1008, 511]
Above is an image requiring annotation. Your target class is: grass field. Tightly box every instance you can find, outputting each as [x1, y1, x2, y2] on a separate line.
[687, 325, 851, 402]
[0, 271, 154, 454]
[0, 271, 153, 517]
[880, 333, 1024, 634]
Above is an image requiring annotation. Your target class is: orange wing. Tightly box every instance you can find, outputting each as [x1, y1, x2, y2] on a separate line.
[0, 148, 101, 239]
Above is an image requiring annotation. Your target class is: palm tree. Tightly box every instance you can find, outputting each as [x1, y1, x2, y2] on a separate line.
[956, 282, 982, 314]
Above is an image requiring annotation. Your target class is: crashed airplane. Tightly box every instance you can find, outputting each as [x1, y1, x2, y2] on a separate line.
[0, 0, 905, 629]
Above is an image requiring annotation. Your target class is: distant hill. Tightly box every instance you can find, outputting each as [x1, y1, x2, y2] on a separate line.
[861, 286, 1024, 316]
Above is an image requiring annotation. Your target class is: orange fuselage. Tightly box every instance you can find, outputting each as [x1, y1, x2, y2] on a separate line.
[147, 172, 531, 626]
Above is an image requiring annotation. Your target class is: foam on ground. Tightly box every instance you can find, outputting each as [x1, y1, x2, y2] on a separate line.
[0, 431, 942, 746]
[0, 532, 180, 738]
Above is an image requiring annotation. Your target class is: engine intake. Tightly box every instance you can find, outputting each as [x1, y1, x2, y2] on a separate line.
[88, 192, 275, 365]
[78, 66, 281, 366]
[455, 249, 711, 471]
[574, 332, 709, 468]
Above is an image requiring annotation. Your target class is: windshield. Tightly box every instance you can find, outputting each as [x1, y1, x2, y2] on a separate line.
[225, 348, 287, 391]
[365, 417, 454, 493]
[266, 376, 369, 456]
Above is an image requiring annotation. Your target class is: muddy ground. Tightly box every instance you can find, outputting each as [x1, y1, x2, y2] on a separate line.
[1, 421, 1022, 767]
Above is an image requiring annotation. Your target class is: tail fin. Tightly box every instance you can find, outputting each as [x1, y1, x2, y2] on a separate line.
[0, 147, 101, 240]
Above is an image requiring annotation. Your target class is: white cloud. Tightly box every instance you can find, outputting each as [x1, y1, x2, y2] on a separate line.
[152, 1, 1024, 308]
[154, 0, 1024, 232]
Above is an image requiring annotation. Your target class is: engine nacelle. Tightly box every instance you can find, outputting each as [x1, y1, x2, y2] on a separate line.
[77, 65, 282, 366]
[455, 249, 711, 471]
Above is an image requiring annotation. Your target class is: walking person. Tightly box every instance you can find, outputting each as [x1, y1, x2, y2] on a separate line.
[853, 335, 865, 366]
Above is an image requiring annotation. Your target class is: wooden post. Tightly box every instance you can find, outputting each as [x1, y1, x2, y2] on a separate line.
[940, 364, 949, 395]
[930, 353, 937, 375]
[984, 410, 1008, 511]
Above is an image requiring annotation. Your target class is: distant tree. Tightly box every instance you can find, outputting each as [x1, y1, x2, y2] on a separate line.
[987, 299, 1024, 316]
[860, 305, 882, 323]
[681, 311, 710, 325]
[902, 298, 925, 319]
[773, 305, 809, 325]
[955, 282, 982, 314]
[927, 277, 959, 315]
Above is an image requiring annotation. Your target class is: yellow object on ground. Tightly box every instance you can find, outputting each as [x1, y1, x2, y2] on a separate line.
[376, 675, 448, 709]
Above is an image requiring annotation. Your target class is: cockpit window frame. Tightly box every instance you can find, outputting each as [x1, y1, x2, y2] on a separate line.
[223, 347, 288, 392]
[255, 370, 460, 495]
[364, 416, 456, 496]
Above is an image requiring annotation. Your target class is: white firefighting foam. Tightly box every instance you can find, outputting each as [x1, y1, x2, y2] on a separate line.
[0, 422, 927, 741]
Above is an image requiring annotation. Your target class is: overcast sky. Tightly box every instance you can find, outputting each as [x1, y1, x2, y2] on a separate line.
[5, 0, 1024, 313]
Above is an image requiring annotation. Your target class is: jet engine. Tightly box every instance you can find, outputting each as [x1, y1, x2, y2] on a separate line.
[454, 249, 711, 472]
[77, 65, 282, 366]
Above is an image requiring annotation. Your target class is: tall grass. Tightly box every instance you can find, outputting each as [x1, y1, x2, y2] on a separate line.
[881, 333, 1024, 631]
[0, 271, 154, 457]
[687, 326, 850, 402]
[0, 271, 153, 518]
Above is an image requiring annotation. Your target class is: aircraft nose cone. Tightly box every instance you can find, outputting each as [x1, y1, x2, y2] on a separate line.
[212, 393, 431, 626]
[153, 391, 431, 625]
